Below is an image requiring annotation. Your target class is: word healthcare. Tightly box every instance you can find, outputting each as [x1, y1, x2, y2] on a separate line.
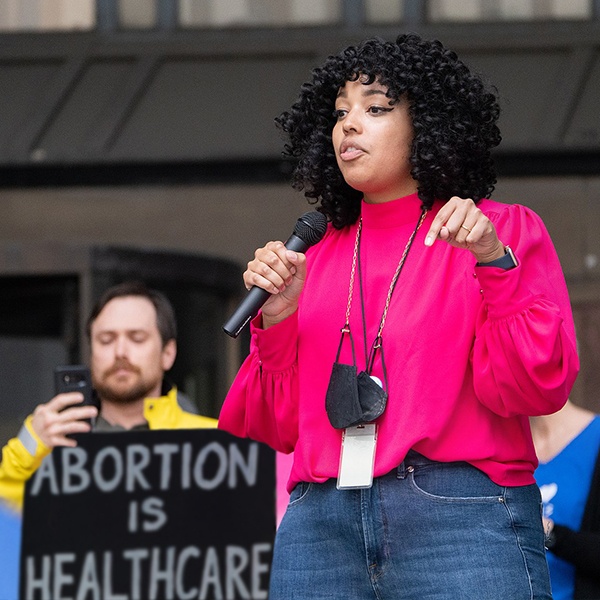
[20, 429, 276, 600]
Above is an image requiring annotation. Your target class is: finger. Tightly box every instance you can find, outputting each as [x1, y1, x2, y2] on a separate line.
[59, 405, 98, 422]
[245, 271, 285, 295]
[52, 424, 92, 447]
[424, 204, 461, 246]
[245, 243, 296, 292]
[457, 213, 494, 247]
[424, 214, 445, 247]
[278, 251, 307, 298]
[55, 412, 94, 432]
[48, 392, 85, 411]
[441, 203, 471, 238]
[62, 419, 94, 435]
[447, 216, 476, 245]
[425, 197, 474, 246]
[457, 218, 485, 244]
[284, 250, 304, 277]
[244, 257, 283, 292]
[32, 393, 92, 442]
[261, 241, 297, 283]
[50, 436, 78, 448]
[43, 417, 93, 448]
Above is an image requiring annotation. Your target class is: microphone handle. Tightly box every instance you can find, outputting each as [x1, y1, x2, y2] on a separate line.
[222, 234, 309, 338]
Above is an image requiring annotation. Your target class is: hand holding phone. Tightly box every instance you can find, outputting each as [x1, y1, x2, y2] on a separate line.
[29, 365, 99, 448]
[54, 365, 100, 426]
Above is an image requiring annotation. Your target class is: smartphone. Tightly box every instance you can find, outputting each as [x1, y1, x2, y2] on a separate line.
[54, 365, 99, 424]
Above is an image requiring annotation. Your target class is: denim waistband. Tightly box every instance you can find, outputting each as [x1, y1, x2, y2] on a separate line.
[395, 449, 464, 480]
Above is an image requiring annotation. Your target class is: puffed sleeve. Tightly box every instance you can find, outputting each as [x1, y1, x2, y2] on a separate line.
[218, 312, 300, 453]
[472, 203, 579, 417]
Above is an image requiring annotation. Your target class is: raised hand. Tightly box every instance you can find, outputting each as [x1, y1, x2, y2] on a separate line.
[243, 242, 307, 328]
[30, 393, 98, 448]
[424, 196, 506, 264]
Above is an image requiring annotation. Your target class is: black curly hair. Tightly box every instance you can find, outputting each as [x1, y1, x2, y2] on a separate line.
[275, 33, 501, 229]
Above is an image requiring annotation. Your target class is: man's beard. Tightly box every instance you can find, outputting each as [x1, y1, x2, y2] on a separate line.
[93, 359, 158, 405]
[94, 379, 157, 404]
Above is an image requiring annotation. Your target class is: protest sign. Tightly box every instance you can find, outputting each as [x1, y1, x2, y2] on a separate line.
[20, 429, 275, 600]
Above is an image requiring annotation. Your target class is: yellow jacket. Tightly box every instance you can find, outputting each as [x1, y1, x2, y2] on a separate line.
[0, 386, 217, 512]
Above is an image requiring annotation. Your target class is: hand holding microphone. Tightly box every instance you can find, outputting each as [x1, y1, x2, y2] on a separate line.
[223, 211, 327, 338]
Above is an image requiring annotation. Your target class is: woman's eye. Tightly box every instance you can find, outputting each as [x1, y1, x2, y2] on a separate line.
[333, 109, 347, 120]
[369, 106, 392, 115]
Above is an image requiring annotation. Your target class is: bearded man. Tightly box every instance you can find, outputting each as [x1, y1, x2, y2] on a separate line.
[0, 281, 216, 511]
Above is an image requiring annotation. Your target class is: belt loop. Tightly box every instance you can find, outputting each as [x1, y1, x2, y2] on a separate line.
[396, 458, 407, 480]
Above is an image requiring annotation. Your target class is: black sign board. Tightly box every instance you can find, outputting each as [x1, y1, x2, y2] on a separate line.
[20, 429, 275, 600]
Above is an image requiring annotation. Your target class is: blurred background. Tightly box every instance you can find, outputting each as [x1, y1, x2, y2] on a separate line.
[0, 0, 599, 447]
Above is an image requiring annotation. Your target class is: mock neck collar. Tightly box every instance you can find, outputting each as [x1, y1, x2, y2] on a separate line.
[360, 192, 424, 229]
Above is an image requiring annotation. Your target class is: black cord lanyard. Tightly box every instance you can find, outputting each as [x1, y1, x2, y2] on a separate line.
[344, 209, 428, 389]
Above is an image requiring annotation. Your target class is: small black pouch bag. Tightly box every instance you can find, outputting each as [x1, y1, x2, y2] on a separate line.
[325, 329, 388, 429]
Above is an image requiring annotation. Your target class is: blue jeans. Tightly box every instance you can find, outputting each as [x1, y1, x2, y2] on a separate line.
[270, 451, 551, 599]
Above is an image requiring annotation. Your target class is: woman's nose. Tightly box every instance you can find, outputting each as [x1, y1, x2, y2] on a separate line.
[342, 108, 361, 134]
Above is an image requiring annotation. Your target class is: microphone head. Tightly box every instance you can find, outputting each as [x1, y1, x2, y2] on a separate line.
[293, 211, 328, 247]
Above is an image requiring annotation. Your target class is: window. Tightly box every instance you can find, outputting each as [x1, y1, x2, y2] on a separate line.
[0, 0, 94, 32]
[178, 0, 340, 28]
[0, 0, 593, 32]
[365, 0, 405, 24]
[118, 0, 157, 28]
[429, 0, 592, 22]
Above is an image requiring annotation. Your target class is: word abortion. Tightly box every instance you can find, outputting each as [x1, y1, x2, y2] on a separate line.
[29, 440, 261, 496]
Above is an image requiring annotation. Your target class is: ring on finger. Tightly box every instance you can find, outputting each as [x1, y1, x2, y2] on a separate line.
[460, 225, 472, 233]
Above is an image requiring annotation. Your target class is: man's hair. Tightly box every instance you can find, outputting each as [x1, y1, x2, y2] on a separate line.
[86, 281, 177, 346]
[275, 33, 502, 229]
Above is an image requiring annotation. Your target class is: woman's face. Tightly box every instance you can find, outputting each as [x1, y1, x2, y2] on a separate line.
[332, 77, 417, 204]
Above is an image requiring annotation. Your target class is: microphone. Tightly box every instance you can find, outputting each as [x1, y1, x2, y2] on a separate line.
[223, 211, 328, 338]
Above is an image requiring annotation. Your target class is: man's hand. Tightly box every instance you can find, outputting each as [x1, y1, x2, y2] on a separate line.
[30, 393, 98, 448]
[424, 196, 506, 264]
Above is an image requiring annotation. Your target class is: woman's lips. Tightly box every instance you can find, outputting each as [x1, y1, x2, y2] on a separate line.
[339, 143, 366, 161]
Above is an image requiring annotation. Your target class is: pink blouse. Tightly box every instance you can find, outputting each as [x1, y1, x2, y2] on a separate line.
[219, 193, 579, 491]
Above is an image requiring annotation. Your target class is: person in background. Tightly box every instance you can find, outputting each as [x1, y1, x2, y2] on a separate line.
[531, 399, 600, 600]
[0, 502, 21, 600]
[0, 280, 218, 599]
[218, 33, 579, 599]
[0, 280, 217, 513]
